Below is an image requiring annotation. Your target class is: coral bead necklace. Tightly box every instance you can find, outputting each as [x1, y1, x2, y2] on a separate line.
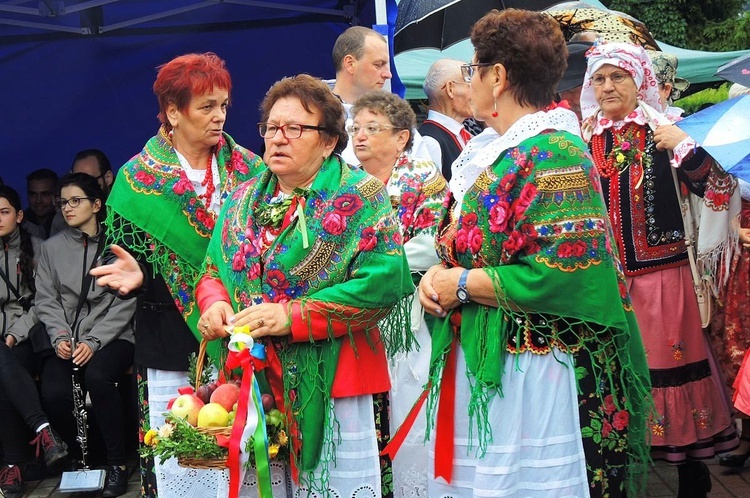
[199, 148, 216, 206]
[591, 122, 645, 179]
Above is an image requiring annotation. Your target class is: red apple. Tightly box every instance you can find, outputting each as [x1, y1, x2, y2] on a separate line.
[196, 385, 212, 404]
[261, 393, 275, 411]
[171, 394, 204, 426]
[210, 383, 240, 412]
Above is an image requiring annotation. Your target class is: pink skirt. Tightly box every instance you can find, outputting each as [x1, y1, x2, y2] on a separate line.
[628, 264, 738, 462]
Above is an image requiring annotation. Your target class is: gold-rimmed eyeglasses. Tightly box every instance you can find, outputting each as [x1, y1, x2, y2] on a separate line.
[346, 123, 403, 136]
[591, 72, 631, 87]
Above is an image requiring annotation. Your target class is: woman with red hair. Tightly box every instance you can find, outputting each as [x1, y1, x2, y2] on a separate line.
[91, 52, 263, 497]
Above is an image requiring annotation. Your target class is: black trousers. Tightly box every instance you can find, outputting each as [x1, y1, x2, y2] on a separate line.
[0, 340, 47, 464]
[41, 339, 134, 466]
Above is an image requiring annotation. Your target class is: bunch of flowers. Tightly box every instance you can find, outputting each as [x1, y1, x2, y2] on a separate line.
[141, 415, 228, 464]
[244, 407, 290, 467]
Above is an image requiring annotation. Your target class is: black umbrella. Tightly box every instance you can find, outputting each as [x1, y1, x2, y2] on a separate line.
[394, 0, 560, 54]
[714, 53, 750, 87]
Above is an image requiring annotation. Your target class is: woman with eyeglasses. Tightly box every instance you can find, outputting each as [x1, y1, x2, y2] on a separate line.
[88, 52, 263, 497]
[416, 11, 651, 497]
[35, 173, 136, 497]
[0, 185, 69, 498]
[349, 90, 448, 496]
[580, 42, 736, 498]
[195, 74, 413, 496]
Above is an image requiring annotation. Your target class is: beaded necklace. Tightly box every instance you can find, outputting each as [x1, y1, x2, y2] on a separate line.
[590, 122, 645, 179]
[199, 149, 216, 206]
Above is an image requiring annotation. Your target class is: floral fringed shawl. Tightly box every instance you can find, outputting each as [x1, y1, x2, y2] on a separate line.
[105, 127, 263, 362]
[386, 153, 449, 244]
[203, 155, 413, 492]
[432, 130, 652, 496]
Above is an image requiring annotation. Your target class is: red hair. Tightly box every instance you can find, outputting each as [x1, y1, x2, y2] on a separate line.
[153, 52, 232, 129]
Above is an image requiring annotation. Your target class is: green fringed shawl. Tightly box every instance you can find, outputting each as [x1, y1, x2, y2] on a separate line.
[430, 131, 652, 496]
[203, 156, 414, 492]
[105, 127, 263, 362]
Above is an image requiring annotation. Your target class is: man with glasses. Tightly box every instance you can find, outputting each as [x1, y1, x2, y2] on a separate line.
[419, 59, 474, 181]
[51, 149, 115, 236]
[24, 168, 59, 239]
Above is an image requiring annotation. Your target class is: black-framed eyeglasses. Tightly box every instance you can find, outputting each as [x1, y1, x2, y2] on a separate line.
[346, 123, 403, 136]
[258, 123, 326, 140]
[57, 196, 93, 209]
[591, 72, 631, 87]
[460, 63, 495, 83]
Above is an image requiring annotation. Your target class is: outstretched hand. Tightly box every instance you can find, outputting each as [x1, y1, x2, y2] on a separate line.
[90, 244, 144, 295]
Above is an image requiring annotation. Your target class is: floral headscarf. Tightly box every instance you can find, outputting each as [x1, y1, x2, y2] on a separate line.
[580, 42, 662, 123]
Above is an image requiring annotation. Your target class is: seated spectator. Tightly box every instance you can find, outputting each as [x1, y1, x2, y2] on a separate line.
[24, 169, 59, 239]
[0, 185, 68, 498]
[36, 173, 136, 498]
[419, 59, 474, 180]
[50, 149, 115, 236]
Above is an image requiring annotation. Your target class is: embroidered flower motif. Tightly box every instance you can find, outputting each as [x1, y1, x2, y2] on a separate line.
[489, 200, 512, 234]
[358, 227, 378, 252]
[172, 177, 192, 195]
[333, 194, 364, 216]
[602, 394, 616, 416]
[232, 250, 246, 271]
[135, 170, 156, 185]
[512, 183, 537, 220]
[321, 211, 347, 235]
[266, 269, 289, 292]
[670, 340, 685, 361]
[612, 410, 630, 431]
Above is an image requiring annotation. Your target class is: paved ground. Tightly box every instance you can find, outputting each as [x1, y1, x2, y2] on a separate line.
[16, 456, 750, 497]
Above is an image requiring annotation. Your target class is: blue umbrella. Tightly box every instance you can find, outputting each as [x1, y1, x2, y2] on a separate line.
[675, 95, 750, 183]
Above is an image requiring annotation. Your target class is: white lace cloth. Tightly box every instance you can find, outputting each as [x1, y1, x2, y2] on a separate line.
[450, 108, 581, 214]
[427, 350, 590, 498]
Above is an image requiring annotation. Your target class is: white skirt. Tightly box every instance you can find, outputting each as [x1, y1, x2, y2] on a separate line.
[427, 350, 590, 498]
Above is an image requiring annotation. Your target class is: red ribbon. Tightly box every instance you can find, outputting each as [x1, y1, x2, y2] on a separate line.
[434, 339, 457, 483]
[380, 387, 430, 460]
[225, 348, 266, 498]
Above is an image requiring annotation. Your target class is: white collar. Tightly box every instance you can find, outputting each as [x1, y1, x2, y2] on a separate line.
[425, 110, 465, 137]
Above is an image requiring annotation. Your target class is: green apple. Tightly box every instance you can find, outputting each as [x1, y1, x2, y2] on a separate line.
[171, 394, 204, 426]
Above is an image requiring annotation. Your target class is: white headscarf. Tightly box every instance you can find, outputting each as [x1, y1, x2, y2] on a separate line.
[580, 42, 663, 126]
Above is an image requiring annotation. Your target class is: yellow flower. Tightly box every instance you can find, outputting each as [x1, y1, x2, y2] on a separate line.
[144, 429, 158, 447]
[615, 152, 626, 163]
[268, 444, 280, 459]
[277, 430, 288, 446]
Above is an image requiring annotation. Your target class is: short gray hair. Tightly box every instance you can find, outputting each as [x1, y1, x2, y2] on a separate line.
[332, 27, 386, 72]
[351, 91, 416, 152]
[423, 59, 464, 103]
[728, 83, 750, 100]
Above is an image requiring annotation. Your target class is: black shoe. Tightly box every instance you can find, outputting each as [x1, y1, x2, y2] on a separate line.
[719, 438, 750, 468]
[102, 465, 128, 498]
[29, 425, 69, 467]
[0, 464, 23, 498]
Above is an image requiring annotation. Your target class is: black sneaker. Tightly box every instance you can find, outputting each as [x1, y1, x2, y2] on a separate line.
[0, 465, 23, 498]
[29, 425, 68, 467]
[102, 465, 128, 498]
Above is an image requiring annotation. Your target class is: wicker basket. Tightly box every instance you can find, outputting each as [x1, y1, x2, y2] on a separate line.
[176, 340, 232, 469]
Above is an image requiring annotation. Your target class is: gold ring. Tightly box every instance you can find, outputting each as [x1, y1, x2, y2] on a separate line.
[202, 323, 208, 330]
[257, 318, 265, 327]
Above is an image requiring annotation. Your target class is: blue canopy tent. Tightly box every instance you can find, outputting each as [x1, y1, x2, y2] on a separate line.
[0, 0, 395, 198]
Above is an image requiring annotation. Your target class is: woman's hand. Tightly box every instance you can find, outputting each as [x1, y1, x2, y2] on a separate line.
[431, 266, 466, 312]
[90, 244, 144, 295]
[418, 265, 452, 317]
[57, 340, 72, 360]
[653, 124, 688, 151]
[72, 342, 93, 366]
[231, 303, 291, 339]
[740, 227, 750, 248]
[198, 301, 234, 341]
[5, 335, 16, 348]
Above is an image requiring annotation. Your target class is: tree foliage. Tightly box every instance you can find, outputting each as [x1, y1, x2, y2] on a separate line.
[604, 0, 748, 51]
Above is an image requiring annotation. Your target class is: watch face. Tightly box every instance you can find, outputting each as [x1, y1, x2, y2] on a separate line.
[456, 287, 469, 303]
